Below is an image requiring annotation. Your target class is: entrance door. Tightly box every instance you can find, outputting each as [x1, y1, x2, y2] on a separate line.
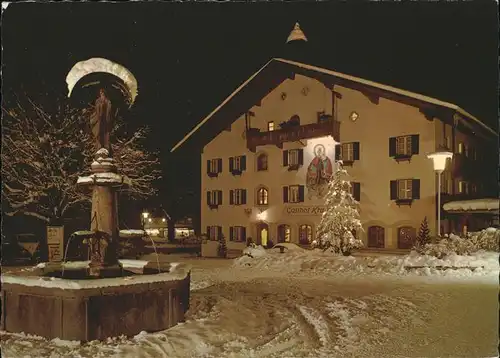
[367, 226, 385, 248]
[257, 222, 269, 247]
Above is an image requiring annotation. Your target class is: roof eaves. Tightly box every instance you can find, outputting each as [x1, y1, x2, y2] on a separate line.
[170, 59, 276, 152]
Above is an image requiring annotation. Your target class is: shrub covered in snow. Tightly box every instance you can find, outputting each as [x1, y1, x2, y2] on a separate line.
[414, 217, 431, 250]
[217, 234, 228, 258]
[416, 228, 500, 258]
[315, 165, 363, 256]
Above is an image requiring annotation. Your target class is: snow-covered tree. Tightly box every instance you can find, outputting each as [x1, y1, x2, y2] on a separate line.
[1, 95, 161, 224]
[315, 163, 363, 255]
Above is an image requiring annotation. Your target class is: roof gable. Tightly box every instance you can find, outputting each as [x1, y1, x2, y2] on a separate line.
[171, 58, 496, 152]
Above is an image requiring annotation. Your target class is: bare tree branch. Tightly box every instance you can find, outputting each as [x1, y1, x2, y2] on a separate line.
[1, 95, 161, 224]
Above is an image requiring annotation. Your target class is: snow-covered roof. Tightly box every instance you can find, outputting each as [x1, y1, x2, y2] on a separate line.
[171, 58, 496, 152]
[443, 199, 499, 212]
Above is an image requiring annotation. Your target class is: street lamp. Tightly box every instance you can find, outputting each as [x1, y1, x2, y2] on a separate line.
[427, 151, 453, 237]
[141, 211, 149, 228]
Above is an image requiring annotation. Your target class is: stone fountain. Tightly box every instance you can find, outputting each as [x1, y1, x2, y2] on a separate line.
[1, 58, 190, 341]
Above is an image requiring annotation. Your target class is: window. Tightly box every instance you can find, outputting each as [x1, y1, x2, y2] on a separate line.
[283, 149, 304, 167]
[207, 158, 222, 176]
[207, 190, 223, 207]
[389, 135, 419, 159]
[278, 224, 291, 243]
[458, 142, 466, 155]
[268, 121, 275, 131]
[368, 226, 385, 248]
[283, 185, 304, 203]
[458, 181, 468, 194]
[348, 182, 361, 202]
[206, 226, 222, 241]
[229, 189, 247, 205]
[229, 155, 246, 174]
[396, 136, 412, 156]
[390, 179, 420, 202]
[298, 225, 313, 244]
[257, 153, 268, 171]
[441, 172, 453, 194]
[257, 187, 269, 205]
[230, 226, 246, 242]
[444, 136, 452, 150]
[398, 179, 412, 200]
[336, 142, 360, 163]
[397, 226, 416, 249]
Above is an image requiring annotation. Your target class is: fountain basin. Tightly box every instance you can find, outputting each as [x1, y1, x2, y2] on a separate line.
[0, 261, 190, 341]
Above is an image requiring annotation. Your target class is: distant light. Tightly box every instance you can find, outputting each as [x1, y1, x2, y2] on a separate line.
[142, 211, 149, 219]
[148, 218, 152, 223]
[162, 218, 166, 222]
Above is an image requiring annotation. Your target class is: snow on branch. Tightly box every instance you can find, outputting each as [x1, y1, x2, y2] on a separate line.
[1, 94, 160, 223]
[315, 165, 364, 255]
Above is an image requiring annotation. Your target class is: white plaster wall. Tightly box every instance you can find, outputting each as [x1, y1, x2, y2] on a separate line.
[200, 75, 439, 255]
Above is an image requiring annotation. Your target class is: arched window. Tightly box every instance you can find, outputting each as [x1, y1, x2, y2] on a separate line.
[397, 226, 416, 249]
[257, 153, 268, 171]
[257, 187, 269, 206]
[299, 224, 313, 244]
[277, 224, 291, 243]
[367, 226, 385, 248]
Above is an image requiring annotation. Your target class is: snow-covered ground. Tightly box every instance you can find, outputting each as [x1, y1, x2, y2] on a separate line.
[1, 248, 498, 358]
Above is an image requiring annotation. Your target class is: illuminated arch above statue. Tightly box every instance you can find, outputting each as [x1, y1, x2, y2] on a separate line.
[66, 58, 138, 106]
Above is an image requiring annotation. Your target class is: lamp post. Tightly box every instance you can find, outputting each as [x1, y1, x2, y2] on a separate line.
[427, 151, 453, 237]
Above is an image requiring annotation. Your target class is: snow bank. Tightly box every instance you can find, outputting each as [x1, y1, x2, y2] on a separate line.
[242, 245, 267, 258]
[234, 247, 499, 278]
[419, 228, 499, 257]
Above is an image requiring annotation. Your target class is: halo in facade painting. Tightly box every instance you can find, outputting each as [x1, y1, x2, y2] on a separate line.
[66, 58, 138, 106]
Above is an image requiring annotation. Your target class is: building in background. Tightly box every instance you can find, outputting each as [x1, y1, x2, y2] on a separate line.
[172, 23, 498, 256]
[142, 210, 195, 239]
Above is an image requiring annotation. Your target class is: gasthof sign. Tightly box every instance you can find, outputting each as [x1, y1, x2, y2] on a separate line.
[284, 206, 326, 215]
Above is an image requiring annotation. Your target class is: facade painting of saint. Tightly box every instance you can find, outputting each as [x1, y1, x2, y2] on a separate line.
[306, 143, 333, 199]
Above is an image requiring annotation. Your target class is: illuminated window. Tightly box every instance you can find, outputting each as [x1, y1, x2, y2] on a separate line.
[458, 181, 468, 194]
[458, 142, 466, 155]
[257, 187, 268, 205]
[268, 121, 275, 131]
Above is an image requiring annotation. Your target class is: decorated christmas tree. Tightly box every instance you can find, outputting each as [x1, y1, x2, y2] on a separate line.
[315, 164, 363, 255]
[415, 216, 431, 249]
[218, 234, 228, 258]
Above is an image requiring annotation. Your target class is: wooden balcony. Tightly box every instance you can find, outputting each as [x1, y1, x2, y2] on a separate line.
[246, 119, 340, 153]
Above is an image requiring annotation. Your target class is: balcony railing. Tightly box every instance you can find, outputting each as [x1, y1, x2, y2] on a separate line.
[246, 119, 340, 152]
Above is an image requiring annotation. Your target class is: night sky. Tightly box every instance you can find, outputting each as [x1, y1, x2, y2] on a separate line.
[2, 1, 498, 219]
